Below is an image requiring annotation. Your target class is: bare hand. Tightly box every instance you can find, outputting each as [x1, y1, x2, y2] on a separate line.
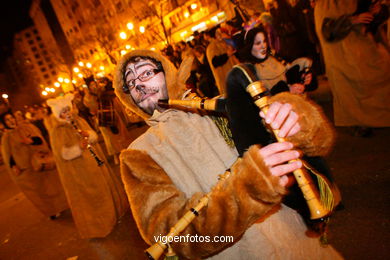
[259, 142, 301, 186]
[289, 83, 305, 94]
[80, 139, 89, 149]
[302, 72, 312, 85]
[351, 12, 374, 25]
[260, 102, 301, 138]
[80, 131, 89, 138]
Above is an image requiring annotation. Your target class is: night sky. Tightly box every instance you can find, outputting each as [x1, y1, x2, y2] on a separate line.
[0, 0, 33, 68]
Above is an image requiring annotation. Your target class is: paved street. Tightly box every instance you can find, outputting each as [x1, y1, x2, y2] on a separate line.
[0, 80, 389, 259]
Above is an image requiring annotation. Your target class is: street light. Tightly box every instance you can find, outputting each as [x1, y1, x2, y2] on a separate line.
[64, 78, 70, 83]
[54, 82, 61, 88]
[58, 77, 64, 83]
[2, 94, 8, 99]
[121, 50, 127, 56]
[77, 73, 83, 78]
[42, 91, 48, 96]
[125, 45, 131, 50]
[78, 61, 84, 67]
[86, 63, 92, 68]
[73, 67, 80, 73]
[139, 26, 145, 33]
[127, 22, 134, 30]
[191, 3, 197, 9]
[119, 32, 127, 39]
[99, 66, 105, 71]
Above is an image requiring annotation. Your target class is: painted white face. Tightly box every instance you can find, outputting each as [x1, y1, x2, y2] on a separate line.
[4, 114, 16, 129]
[125, 59, 168, 115]
[251, 32, 268, 60]
[59, 106, 72, 122]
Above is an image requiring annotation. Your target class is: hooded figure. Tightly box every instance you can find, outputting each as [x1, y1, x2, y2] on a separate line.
[46, 94, 128, 238]
[314, 0, 390, 129]
[0, 111, 68, 218]
[206, 28, 238, 96]
[114, 50, 342, 259]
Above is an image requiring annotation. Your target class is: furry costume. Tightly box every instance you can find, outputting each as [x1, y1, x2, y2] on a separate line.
[226, 63, 337, 226]
[1, 120, 68, 217]
[114, 50, 342, 259]
[47, 96, 128, 238]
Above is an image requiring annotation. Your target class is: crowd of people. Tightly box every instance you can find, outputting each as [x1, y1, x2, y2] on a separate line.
[0, 0, 389, 259]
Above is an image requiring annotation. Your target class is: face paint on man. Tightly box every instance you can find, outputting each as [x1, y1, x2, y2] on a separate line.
[124, 58, 168, 115]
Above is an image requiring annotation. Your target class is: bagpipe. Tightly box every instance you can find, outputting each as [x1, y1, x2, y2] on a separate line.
[146, 65, 339, 259]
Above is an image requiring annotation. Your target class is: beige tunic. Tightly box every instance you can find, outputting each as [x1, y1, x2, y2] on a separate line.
[1, 123, 68, 217]
[314, 0, 390, 127]
[49, 115, 128, 238]
[122, 108, 342, 259]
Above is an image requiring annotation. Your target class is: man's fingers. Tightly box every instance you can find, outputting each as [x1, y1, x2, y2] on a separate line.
[259, 142, 293, 158]
[278, 111, 299, 138]
[270, 160, 302, 177]
[279, 175, 296, 187]
[265, 102, 282, 124]
[287, 122, 301, 137]
[271, 103, 292, 129]
[263, 150, 300, 167]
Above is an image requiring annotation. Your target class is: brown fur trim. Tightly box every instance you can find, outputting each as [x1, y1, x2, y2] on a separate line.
[269, 93, 335, 156]
[120, 145, 285, 259]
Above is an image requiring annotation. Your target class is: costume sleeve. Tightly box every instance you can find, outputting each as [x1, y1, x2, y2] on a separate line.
[269, 92, 335, 156]
[226, 68, 334, 157]
[322, 15, 353, 42]
[120, 145, 286, 259]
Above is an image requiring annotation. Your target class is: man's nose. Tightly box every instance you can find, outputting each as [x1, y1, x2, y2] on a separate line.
[135, 83, 145, 92]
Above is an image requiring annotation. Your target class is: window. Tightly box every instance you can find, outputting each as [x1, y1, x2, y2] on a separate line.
[36, 36, 41, 41]
[41, 67, 47, 72]
[28, 40, 34, 45]
[34, 54, 41, 59]
[25, 32, 31, 38]
[38, 61, 43, 66]
[51, 71, 57, 76]
[44, 74, 49, 79]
